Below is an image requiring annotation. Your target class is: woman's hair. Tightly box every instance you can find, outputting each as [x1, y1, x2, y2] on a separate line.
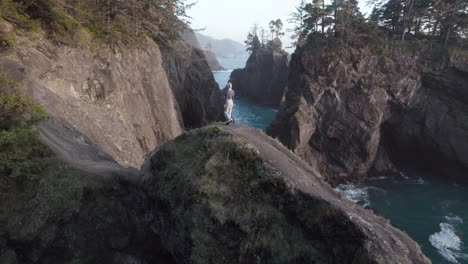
[227, 82, 232, 89]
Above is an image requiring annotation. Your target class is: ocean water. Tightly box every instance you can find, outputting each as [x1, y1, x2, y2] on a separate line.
[336, 172, 468, 264]
[213, 56, 277, 131]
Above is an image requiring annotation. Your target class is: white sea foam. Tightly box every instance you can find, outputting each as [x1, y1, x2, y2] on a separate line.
[400, 171, 409, 179]
[416, 177, 425, 184]
[368, 176, 388, 181]
[335, 184, 371, 208]
[446, 215, 463, 224]
[429, 216, 465, 263]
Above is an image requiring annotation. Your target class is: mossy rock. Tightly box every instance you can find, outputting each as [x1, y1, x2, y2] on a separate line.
[143, 126, 367, 264]
[0, 157, 174, 263]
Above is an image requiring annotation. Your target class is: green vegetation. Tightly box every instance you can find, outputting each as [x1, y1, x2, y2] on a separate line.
[0, 0, 41, 31]
[0, 33, 16, 48]
[0, 0, 194, 45]
[145, 126, 367, 263]
[0, 70, 49, 181]
[0, 69, 103, 260]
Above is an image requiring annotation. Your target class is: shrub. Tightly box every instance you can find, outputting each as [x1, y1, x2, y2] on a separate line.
[0, 70, 51, 180]
[0, 72, 41, 129]
[0, 33, 16, 48]
[0, 0, 41, 30]
[0, 127, 52, 178]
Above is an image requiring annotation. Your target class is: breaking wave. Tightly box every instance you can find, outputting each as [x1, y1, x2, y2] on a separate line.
[335, 184, 371, 208]
[429, 215, 467, 263]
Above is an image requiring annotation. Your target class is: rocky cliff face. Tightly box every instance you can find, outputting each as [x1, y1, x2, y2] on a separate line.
[383, 65, 468, 180]
[230, 48, 288, 106]
[0, 29, 223, 168]
[202, 49, 225, 71]
[268, 45, 468, 184]
[179, 30, 226, 71]
[159, 43, 224, 129]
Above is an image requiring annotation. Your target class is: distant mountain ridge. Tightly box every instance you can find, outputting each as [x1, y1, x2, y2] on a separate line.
[195, 33, 248, 58]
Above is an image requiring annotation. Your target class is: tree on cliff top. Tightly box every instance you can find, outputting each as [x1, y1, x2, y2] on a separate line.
[288, 0, 308, 46]
[269, 19, 285, 40]
[367, 0, 468, 47]
[245, 24, 261, 53]
[0, 0, 195, 45]
[291, 0, 467, 55]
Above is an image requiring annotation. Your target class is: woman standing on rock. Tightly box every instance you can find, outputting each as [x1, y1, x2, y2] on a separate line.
[224, 82, 235, 125]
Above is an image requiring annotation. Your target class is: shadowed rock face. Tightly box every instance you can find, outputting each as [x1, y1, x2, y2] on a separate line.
[140, 126, 430, 264]
[160, 44, 224, 129]
[267, 45, 468, 184]
[0, 36, 223, 168]
[202, 49, 226, 71]
[230, 48, 289, 106]
[383, 66, 468, 180]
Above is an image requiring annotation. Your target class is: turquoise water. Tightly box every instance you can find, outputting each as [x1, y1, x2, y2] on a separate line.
[213, 57, 277, 130]
[337, 172, 468, 264]
[214, 57, 468, 263]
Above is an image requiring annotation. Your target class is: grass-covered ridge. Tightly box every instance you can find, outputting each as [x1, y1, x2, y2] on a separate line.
[144, 126, 369, 263]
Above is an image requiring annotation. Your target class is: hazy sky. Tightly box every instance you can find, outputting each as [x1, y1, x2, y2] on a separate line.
[188, 0, 371, 48]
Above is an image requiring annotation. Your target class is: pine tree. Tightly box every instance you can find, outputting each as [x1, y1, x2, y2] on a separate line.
[245, 24, 261, 53]
[288, 0, 308, 45]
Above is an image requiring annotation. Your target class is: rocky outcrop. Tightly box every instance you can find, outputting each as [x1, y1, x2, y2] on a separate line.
[0, 32, 223, 168]
[140, 125, 430, 263]
[230, 48, 288, 106]
[267, 44, 468, 184]
[202, 49, 225, 71]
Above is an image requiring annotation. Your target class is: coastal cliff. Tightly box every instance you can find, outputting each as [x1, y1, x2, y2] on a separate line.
[0, 1, 439, 262]
[179, 30, 226, 71]
[230, 47, 289, 106]
[0, 21, 223, 168]
[268, 44, 468, 184]
[0, 124, 431, 263]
